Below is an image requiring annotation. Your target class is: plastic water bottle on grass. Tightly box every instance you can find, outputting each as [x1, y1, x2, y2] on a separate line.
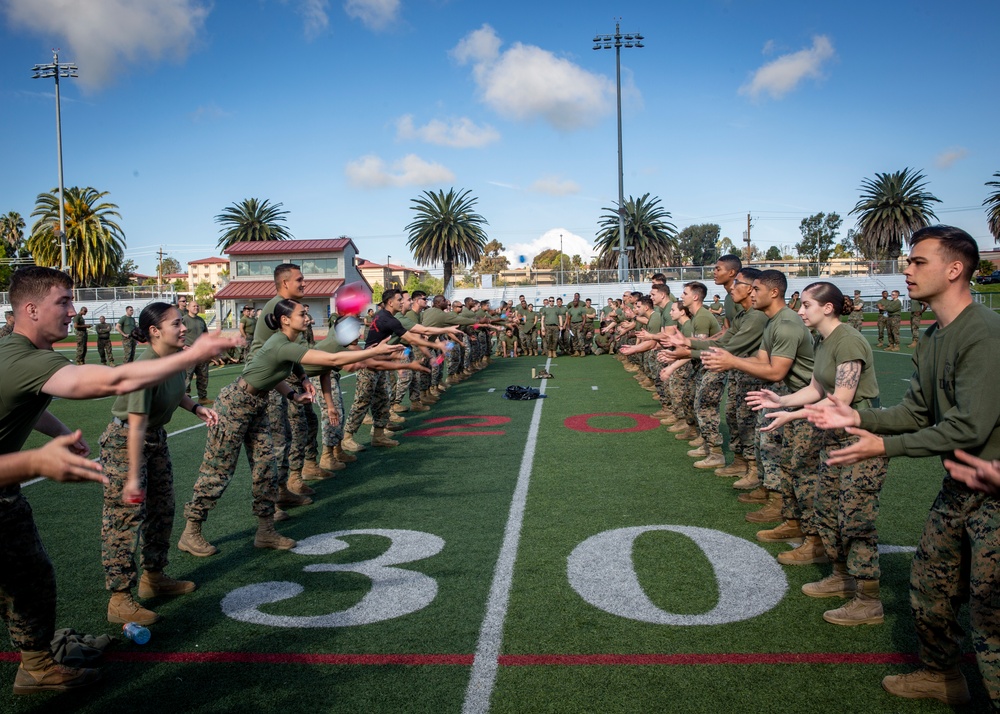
[123, 622, 150, 645]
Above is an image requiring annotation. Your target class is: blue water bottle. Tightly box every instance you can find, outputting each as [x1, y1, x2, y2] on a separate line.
[122, 622, 151, 645]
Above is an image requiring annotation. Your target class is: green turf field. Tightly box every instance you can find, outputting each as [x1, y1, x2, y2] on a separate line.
[4, 328, 991, 712]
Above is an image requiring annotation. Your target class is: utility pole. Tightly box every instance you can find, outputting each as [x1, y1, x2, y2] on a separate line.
[744, 212, 754, 263]
[157, 247, 165, 286]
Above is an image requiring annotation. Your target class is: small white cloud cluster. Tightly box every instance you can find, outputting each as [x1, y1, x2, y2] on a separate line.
[343, 0, 399, 31]
[739, 35, 835, 100]
[396, 115, 499, 148]
[451, 24, 615, 131]
[345, 154, 454, 188]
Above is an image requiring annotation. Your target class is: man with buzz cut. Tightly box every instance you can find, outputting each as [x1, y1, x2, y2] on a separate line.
[116, 305, 137, 363]
[849, 290, 865, 332]
[806, 225, 999, 708]
[539, 297, 561, 358]
[884, 289, 902, 351]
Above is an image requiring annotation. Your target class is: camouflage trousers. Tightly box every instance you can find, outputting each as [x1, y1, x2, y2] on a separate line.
[649, 350, 671, 409]
[0, 489, 57, 651]
[813, 428, 888, 579]
[344, 368, 391, 434]
[592, 342, 608, 356]
[186, 361, 209, 400]
[727, 371, 768, 461]
[695, 369, 728, 448]
[887, 314, 901, 347]
[570, 323, 586, 353]
[877, 315, 887, 342]
[910, 478, 1000, 702]
[542, 327, 559, 353]
[285, 373, 318, 470]
[75, 330, 88, 364]
[97, 338, 115, 366]
[100, 423, 174, 592]
[121, 335, 136, 363]
[756, 383, 794, 492]
[668, 361, 698, 426]
[320, 373, 346, 448]
[267, 389, 292, 488]
[184, 379, 278, 522]
[762, 415, 823, 530]
[460, 332, 473, 371]
[559, 328, 573, 354]
[392, 353, 419, 405]
[910, 314, 922, 343]
[519, 328, 535, 354]
[848, 312, 864, 332]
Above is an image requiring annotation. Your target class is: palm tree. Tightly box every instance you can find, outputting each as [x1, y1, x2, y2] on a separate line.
[850, 168, 940, 265]
[985, 171, 1000, 244]
[0, 211, 26, 257]
[215, 198, 292, 250]
[405, 188, 488, 290]
[27, 187, 126, 286]
[594, 193, 679, 270]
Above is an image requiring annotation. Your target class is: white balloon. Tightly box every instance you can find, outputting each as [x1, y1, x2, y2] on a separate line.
[334, 317, 362, 345]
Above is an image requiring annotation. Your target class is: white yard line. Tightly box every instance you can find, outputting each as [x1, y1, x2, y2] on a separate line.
[462, 358, 549, 714]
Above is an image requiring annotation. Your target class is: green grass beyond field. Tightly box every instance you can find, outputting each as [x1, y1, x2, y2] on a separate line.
[5, 330, 989, 712]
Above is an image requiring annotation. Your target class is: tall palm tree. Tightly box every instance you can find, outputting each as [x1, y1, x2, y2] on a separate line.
[27, 187, 126, 286]
[406, 188, 488, 290]
[0, 211, 26, 257]
[985, 171, 1000, 244]
[594, 193, 679, 270]
[215, 198, 292, 250]
[850, 168, 940, 264]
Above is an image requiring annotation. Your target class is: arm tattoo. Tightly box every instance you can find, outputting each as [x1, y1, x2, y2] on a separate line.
[835, 360, 862, 390]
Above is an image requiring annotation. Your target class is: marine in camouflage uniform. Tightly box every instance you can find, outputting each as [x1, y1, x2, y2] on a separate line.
[884, 291, 902, 350]
[344, 367, 391, 434]
[74, 309, 89, 364]
[909, 300, 926, 346]
[285, 372, 319, 475]
[183, 306, 210, 401]
[875, 292, 888, 346]
[848, 293, 864, 333]
[117, 308, 137, 363]
[95, 318, 115, 366]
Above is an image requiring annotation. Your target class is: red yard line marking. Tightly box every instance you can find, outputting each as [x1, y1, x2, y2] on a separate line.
[0, 651, 975, 666]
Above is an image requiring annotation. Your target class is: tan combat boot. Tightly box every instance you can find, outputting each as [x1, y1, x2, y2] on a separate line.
[666, 421, 690, 433]
[688, 435, 706, 449]
[777, 535, 830, 565]
[319, 446, 346, 474]
[13, 651, 100, 695]
[108, 591, 160, 625]
[333, 445, 357, 463]
[737, 486, 768, 504]
[276, 485, 312, 507]
[305, 458, 339, 479]
[389, 411, 406, 424]
[694, 447, 726, 469]
[823, 579, 884, 626]
[138, 570, 195, 598]
[733, 461, 760, 490]
[274, 507, 289, 522]
[744, 491, 782, 523]
[409, 400, 430, 412]
[420, 389, 440, 404]
[802, 562, 856, 598]
[391, 403, 409, 413]
[371, 427, 399, 447]
[254, 516, 295, 550]
[686, 443, 709, 458]
[674, 426, 699, 441]
[177, 520, 218, 557]
[756, 519, 803, 543]
[341, 432, 365, 452]
[715, 455, 748, 477]
[881, 668, 970, 706]
[287, 469, 316, 496]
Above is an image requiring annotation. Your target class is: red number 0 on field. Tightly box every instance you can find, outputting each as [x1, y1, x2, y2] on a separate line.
[407, 415, 511, 437]
[563, 412, 661, 433]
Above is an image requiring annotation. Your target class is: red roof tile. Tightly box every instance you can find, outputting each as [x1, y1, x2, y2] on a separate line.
[214, 279, 345, 300]
[225, 239, 353, 255]
[187, 256, 229, 265]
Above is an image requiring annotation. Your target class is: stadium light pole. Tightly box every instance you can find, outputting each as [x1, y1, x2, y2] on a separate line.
[594, 21, 644, 283]
[32, 49, 78, 274]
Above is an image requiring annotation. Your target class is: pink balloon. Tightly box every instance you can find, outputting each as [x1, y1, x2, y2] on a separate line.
[336, 282, 368, 316]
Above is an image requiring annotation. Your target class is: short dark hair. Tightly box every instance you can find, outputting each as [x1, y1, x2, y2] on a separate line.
[738, 267, 762, 283]
[9, 266, 73, 311]
[909, 224, 979, 283]
[135, 302, 177, 343]
[650, 283, 670, 297]
[637, 296, 654, 310]
[273, 263, 301, 286]
[683, 281, 708, 301]
[412, 290, 427, 301]
[382, 288, 402, 304]
[756, 269, 787, 297]
[651, 272, 666, 283]
[718, 254, 743, 273]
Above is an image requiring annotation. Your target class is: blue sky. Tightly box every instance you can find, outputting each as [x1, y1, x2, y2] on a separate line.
[2, 0, 998, 277]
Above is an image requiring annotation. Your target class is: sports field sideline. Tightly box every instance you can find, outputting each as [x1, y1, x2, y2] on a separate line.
[5, 329, 989, 713]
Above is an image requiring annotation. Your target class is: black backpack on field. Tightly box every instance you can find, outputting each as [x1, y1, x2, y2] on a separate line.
[503, 385, 543, 400]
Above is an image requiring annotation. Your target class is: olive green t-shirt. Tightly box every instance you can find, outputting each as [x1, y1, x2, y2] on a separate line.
[249, 295, 283, 360]
[645, 309, 663, 335]
[884, 298, 902, 316]
[182, 313, 207, 347]
[812, 324, 879, 408]
[421, 307, 476, 329]
[567, 304, 587, 324]
[110, 347, 187, 428]
[74, 314, 88, 332]
[117, 314, 136, 336]
[95, 323, 113, 340]
[760, 306, 815, 392]
[540, 306, 561, 327]
[241, 333, 310, 391]
[523, 310, 539, 329]
[689, 306, 720, 339]
[303, 331, 351, 378]
[723, 293, 743, 326]
[0, 334, 69, 459]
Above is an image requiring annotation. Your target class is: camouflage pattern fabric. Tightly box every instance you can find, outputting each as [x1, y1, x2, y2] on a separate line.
[75, 329, 88, 365]
[848, 311, 864, 333]
[96, 325, 115, 366]
[267, 389, 292, 488]
[100, 423, 174, 591]
[727, 371, 768, 462]
[910, 313, 923, 342]
[344, 368, 390, 433]
[185, 361, 209, 400]
[755, 383, 790, 492]
[183, 380, 278, 521]
[668, 362, 698, 426]
[320, 373, 345, 448]
[887, 315, 901, 348]
[695, 370, 728, 448]
[0, 490, 57, 650]
[877, 314, 887, 343]
[121, 335, 137, 363]
[779, 418, 825, 531]
[285, 373, 319, 470]
[543, 327, 559, 354]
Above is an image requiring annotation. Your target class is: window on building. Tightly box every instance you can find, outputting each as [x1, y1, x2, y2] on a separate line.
[235, 259, 285, 277]
[299, 258, 339, 275]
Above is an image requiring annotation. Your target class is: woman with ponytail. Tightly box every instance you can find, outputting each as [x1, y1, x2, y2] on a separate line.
[178, 299, 410, 557]
[101, 302, 217, 628]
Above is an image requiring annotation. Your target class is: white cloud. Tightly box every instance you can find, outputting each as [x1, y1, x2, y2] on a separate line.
[189, 103, 232, 122]
[502, 228, 595, 266]
[345, 153, 455, 188]
[739, 35, 836, 100]
[451, 24, 616, 132]
[396, 115, 500, 148]
[935, 147, 968, 169]
[283, 0, 330, 39]
[343, 0, 399, 31]
[529, 176, 580, 196]
[4, 0, 209, 91]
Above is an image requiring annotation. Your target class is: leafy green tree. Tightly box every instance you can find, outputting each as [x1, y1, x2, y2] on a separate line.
[160, 256, 181, 277]
[765, 246, 782, 261]
[172, 278, 187, 293]
[796, 212, 843, 264]
[371, 282, 384, 305]
[978, 259, 995, 277]
[406, 188, 488, 290]
[532, 248, 571, 270]
[215, 198, 292, 251]
[472, 239, 510, 276]
[717, 236, 738, 257]
[27, 187, 126, 287]
[985, 171, 1000, 244]
[677, 223, 721, 265]
[850, 168, 940, 263]
[108, 258, 139, 287]
[403, 272, 444, 296]
[0, 211, 26, 258]
[194, 280, 216, 310]
[594, 193, 679, 269]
